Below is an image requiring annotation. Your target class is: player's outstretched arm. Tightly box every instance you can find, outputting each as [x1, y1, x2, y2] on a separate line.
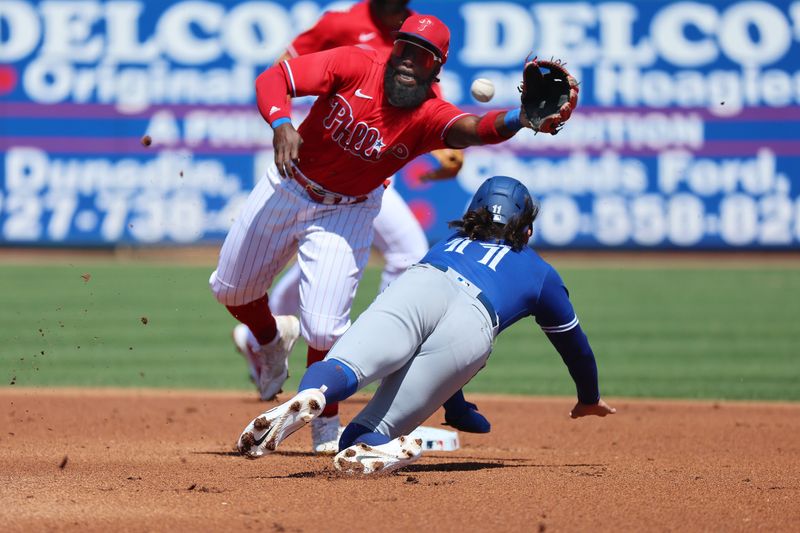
[570, 398, 616, 419]
[444, 108, 530, 149]
[536, 267, 615, 419]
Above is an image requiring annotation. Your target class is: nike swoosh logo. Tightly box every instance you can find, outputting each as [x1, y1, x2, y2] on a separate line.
[253, 432, 269, 446]
[354, 89, 372, 100]
[358, 32, 376, 42]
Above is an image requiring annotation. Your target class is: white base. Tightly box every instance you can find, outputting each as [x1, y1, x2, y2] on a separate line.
[408, 426, 460, 451]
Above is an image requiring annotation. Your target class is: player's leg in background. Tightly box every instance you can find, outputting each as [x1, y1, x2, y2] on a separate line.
[267, 261, 301, 316]
[269, 184, 425, 316]
[270, 185, 429, 316]
[295, 191, 383, 453]
[269, 185, 429, 318]
[371, 185, 429, 292]
[210, 164, 303, 400]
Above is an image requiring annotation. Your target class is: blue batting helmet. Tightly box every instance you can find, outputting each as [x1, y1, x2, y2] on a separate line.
[466, 176, 533, 226]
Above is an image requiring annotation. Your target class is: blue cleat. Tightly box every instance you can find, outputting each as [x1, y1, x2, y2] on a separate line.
[443, 390, 491, 433]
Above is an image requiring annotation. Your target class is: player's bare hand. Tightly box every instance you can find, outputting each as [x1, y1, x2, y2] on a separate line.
[569, 398, 616, 419]
[273, 123, 303, 179]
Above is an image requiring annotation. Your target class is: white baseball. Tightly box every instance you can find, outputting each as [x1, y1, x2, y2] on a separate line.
[470, 78, 495, 103]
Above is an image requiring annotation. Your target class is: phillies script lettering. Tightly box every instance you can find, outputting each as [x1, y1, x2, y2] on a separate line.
[322, 95, 407, 162]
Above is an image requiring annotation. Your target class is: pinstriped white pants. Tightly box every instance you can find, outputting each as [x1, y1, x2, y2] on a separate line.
[269, 184, 430, 315]
[209, 163, 384, 350]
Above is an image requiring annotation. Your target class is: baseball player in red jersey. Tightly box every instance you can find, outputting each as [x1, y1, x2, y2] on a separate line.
[234, 0, 483, 451]
[287, 0, 408, 59]
[211, 13, 573, 454]
[270, 0, 461, 310]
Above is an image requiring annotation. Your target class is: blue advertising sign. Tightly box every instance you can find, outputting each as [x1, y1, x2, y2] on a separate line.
[1, 0, 799, 248]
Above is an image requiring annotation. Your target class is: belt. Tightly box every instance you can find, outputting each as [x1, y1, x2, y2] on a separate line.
[423, 262, 498, 328]
[290, 170, 369, 205]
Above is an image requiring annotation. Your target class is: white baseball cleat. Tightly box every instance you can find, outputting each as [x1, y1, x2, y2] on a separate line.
[311, 414, 343, 455]
[232, 316, 300, 401]
[334, 436, 423, 475]
[237, 388, 326, 459]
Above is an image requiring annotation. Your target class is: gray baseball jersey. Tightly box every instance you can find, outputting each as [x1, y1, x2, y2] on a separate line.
[269, 184, 430, 315]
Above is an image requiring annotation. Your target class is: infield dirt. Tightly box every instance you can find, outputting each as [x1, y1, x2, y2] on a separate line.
[2, 388, 798, 532]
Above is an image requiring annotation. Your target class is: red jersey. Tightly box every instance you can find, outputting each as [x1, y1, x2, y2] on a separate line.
[288, 2, 403, 58]
[274, 47, 471, 196]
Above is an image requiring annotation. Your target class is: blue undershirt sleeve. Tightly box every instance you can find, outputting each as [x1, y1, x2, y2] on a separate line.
[535, 267, 600, 404]
[545, 325, 599, 404]
[534, 267, 577, 330]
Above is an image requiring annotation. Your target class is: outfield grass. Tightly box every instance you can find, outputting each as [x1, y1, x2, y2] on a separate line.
[0, 261, 798, 401]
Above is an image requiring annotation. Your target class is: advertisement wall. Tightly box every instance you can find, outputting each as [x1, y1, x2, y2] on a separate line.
[1, 0, 799, 248]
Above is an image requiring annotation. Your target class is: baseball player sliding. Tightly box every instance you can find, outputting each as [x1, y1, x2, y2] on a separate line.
[236, 175, 615, 475]
[210, 13, 578, 454]
[235, 0, 480, 452]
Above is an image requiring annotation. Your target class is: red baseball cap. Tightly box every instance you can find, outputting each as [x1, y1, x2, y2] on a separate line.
[395, 14, 450, 64]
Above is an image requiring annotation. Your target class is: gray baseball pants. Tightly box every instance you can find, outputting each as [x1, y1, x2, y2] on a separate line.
[326, 263, 498, 437]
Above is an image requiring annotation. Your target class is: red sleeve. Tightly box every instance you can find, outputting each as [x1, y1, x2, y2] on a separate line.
[418, 100, 474, 152]
[255, 47, 367, 126]
[286, 12, 339, 57]
[280, 47, 366, 98]
[255, 65, 292, 126]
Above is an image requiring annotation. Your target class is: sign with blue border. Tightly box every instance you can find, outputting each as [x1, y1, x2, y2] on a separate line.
[1, 0, 798, 248]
